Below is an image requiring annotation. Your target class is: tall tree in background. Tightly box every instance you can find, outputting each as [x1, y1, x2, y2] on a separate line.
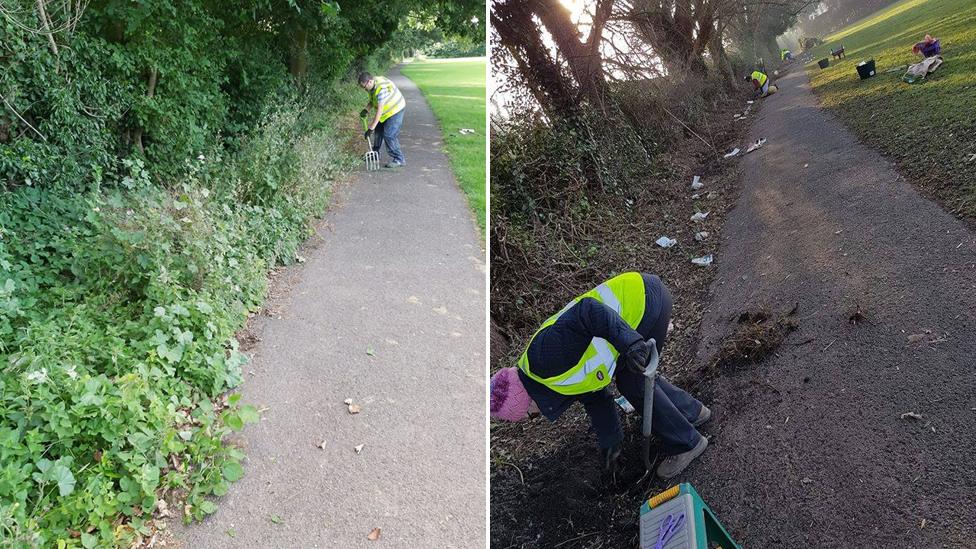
[492, 0, 616, 120]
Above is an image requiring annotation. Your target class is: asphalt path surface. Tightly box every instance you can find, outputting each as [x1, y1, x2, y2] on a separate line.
[174, 67, 487, 548]
[684, 66, 976, 547]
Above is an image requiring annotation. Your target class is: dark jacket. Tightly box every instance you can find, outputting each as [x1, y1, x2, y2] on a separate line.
[518, 274, 668, 448]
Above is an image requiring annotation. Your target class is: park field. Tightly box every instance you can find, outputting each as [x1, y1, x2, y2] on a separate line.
[806, 0, 976, 217]
[401, 58, 487, 234]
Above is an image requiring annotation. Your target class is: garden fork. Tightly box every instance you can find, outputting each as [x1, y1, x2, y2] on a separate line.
[361, 116, 379, 171]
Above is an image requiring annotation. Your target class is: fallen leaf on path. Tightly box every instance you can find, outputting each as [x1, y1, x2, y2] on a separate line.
[317, 440, 327, 450]
[900, 412, 924, 420]
[407, 296, 421, 304]
[355, 444, 365, 454]
[366, 347, 375, 357]
[347, 404, 361, 414]
[270, 514, 283, 524]
[921, 518, 927, 529]
[343, 398, 353, 405]
[367, 527, 382, 540]
[907, 333, 926, 344]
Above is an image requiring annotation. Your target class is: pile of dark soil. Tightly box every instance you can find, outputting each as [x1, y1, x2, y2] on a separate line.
[708, 305, 798, 374]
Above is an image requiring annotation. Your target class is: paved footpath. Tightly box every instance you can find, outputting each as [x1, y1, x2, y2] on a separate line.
[684, 67, 976, 547]
[174, 67, 486, 548]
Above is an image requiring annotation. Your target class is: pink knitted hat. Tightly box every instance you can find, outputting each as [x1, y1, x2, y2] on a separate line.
[490, 367, 532, 422]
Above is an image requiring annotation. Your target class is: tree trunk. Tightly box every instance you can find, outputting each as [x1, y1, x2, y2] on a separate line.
[530, 0, 614, 110]
[492, 0, 579, 120]
[35, 0, 59, 57]
[288, 28, 309, 82]
[708, 24, 736, 90]
[133, 67, 158, 155]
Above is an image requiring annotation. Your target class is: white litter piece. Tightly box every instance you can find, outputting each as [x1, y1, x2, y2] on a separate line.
[804, 163, 809, 168]
[694, 231, 709, 241]
[690, 211, 710, 222]
[706, 191, 718, 199]
[691, 176, 703, 190]
[747, 100, 754, 104]
[745, 138, 767, 154]
[615, 396, 635, 414]
[691, 193, 701, 199]
[691, 254, 713, 266]
[655, 236, 677, 248]
[723, 148, 740, 159]
[458, 128, 477, 135]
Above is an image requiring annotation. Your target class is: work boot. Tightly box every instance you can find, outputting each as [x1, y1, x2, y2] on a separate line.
[692, 404, 711, 427]
[384, 161, 404, 169]
[656, 435, 708, 479]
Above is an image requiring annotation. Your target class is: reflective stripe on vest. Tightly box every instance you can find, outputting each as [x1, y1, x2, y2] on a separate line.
[518, 272, 647, 395]
[371, 77, 406, 122]
[751, 71, 768, 86]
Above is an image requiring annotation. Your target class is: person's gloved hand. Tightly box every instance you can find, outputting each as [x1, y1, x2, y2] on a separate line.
[601, 443, 622, 476]
[364, 129, 373, 141]
[359, 109, 369, 118]
[620, 339, 650, 374]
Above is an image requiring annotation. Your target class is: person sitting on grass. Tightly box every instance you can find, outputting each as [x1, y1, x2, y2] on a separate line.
[745, 70, 776, 98]
[489, 272, 711, 480]
[358, 72, 406, 169]
[912, 34, 941, 58]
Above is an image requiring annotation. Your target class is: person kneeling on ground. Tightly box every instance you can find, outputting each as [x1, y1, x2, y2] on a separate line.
[358, 72, 406, 169]
[745, 70, 777, 98]
[489, 272, 710, 480]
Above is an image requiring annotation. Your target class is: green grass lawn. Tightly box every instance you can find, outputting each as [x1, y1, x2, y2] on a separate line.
[805, 0, 976, 216]
[401, 58, 486, 235]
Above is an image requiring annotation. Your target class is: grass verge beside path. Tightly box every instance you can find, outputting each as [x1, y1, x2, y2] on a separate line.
[805, 0, 976, 217]
[400, 58, 486, 235]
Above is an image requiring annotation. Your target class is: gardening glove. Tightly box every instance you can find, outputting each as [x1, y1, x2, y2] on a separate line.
[601, 443, 622, 476]
[620, 339, 650, 375]
[364, 129, 373, 141]
[359, 109, 369, 119]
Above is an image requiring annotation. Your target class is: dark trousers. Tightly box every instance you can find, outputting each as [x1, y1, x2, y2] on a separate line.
[616, 280, 703, 455]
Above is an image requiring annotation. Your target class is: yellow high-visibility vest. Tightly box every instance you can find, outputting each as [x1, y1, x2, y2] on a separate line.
[751, 71, 768, 86]
[370, 76, 406, 122]
[518, 272, 647, 395]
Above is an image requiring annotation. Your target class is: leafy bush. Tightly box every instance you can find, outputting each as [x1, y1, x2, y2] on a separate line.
[425, 36, 486, 58]
[0, 81, 359, 547]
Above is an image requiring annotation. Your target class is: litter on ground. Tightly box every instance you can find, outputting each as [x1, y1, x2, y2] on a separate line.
[458, 128, 477, 135]
[655, 236, 677, 248]
[746, 138, 767, 154]
[691, 254, 713, 266]
[615, 396, 635, 413]
[691, 175, 703, 190]
[695, 231, 709, 241]
[691, 211, 710, 222]
[724, 148, 740, 158]
[900, 411, 924, 420]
